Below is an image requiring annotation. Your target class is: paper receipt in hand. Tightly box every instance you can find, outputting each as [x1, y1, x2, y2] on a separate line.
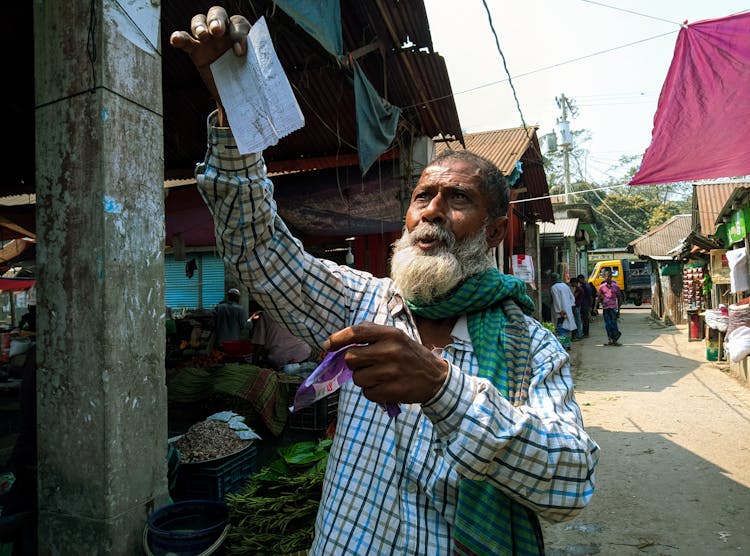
[210, 15, 305, 154]
[290, 344, 401, 418]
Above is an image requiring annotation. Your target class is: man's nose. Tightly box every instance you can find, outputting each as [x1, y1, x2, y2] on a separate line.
[420, 193, 446, 223]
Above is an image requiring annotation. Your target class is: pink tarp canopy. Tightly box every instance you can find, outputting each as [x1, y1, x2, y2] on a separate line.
[630, 12, 750, 186]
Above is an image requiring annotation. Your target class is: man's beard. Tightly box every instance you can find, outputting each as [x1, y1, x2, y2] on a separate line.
[390, 222, 494, 304]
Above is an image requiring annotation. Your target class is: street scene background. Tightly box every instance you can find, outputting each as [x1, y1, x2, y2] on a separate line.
[543, 307, 750, 555]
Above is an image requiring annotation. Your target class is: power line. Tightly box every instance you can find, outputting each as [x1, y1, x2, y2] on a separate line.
[589, 204, 643, 239]
[401, 29, 676, 111]
[479, 0, 535, 151]
[452, 30, 677, 97]
[577, 100, 655, 107]
[577, 0, 685, 27]
[510, 181, 631, 205]
[576, 91, 658, 99]
[588, 186, 646, 236]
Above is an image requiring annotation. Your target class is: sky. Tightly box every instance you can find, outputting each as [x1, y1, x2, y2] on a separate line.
[423, 0, 750, 183]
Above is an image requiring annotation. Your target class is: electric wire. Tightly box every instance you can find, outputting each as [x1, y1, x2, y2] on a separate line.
[449, 31, 676, 99]
[577, 0, 685, 27]
[588, 204, 643, 239]
[479, 0, 530, 131]
[588, 185, 647, 236]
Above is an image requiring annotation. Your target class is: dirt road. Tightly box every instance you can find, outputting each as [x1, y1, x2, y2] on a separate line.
[542, 307, 750, 555]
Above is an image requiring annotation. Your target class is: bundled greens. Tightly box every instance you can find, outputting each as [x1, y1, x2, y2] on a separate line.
[224, 439, 332, 555]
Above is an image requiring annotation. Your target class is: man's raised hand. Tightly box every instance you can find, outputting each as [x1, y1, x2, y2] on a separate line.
[169, 6, 251, 123]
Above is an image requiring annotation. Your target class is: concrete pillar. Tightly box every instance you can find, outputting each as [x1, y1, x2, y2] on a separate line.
[525, 223, 542, 322]
[34, 1, 168, 553]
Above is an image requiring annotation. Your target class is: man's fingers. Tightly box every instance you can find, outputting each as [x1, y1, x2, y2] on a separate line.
[206, 6, 230, 35]
[169, 31, 200, 54]
[323, 322, 389, 352]
[229, 15, 252, 56]
[190, 14, 210, 40]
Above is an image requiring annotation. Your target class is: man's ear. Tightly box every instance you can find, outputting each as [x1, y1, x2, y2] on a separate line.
[486, 216, 508, 248]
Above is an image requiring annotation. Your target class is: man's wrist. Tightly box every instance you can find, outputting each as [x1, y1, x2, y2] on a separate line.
[216, 105, 228, 127]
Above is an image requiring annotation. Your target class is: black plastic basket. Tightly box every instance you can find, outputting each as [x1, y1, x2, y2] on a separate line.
[171, 442, 257, 501]
[287, 390, 339, 432]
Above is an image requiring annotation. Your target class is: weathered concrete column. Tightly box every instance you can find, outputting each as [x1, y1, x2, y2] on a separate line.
[34, 1, 168, 553]
[525, 223, 542, 322]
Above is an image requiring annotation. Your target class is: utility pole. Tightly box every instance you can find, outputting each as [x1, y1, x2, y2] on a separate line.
[555, 94, 577, 203]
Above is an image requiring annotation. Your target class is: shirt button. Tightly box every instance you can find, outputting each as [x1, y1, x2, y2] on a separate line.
[406, 482, 417, 494]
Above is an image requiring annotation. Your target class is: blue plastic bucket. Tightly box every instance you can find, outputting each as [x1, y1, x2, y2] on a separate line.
[144, 500, 229, 556]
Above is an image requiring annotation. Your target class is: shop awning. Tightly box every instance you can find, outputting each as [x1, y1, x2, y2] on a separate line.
[0, 277, 35, 291]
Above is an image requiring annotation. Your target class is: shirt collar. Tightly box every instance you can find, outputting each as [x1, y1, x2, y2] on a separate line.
[389, 290, 471, 346]
[451, 314, 471, 344]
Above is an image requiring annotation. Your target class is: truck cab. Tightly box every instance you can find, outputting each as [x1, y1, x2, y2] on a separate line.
[589, 259, 651, 306]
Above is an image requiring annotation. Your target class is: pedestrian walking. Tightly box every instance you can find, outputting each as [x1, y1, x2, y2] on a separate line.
[551, 273, 576, 349]
[570, 276, 584, 340]
[596, 270, 623, 345]
[577, 274, 592, 337]
[588, 281, 599, 319]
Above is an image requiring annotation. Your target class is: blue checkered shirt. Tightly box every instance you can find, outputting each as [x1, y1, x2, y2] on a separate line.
[196, 114, 599, 555]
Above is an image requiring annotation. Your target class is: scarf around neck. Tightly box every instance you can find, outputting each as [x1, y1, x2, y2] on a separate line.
[407, 268, 543, 555]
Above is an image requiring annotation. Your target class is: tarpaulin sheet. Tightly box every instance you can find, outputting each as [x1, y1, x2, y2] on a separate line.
[630, 12, 750, 186]
[354, 61, 401, 175]
[274, 0, 342, 56]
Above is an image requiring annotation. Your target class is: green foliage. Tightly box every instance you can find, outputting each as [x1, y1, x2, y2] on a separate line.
[224, 438, 332, 555]
[595, 193, 653, 247]
[541, 322, 556, 334]
[648, 202, 688, 229]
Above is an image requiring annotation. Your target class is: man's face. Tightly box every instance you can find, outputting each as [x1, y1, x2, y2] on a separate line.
[604, 271, 612, 283]
[390, 158, 507, 304]
[404, 159, 507, 249]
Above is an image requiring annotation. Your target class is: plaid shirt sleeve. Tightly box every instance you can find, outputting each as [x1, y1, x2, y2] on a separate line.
[194, 112, 363, 348]
[422, 319, 600, 522]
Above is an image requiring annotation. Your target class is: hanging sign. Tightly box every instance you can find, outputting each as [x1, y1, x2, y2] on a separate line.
[512, 254, 536, 287]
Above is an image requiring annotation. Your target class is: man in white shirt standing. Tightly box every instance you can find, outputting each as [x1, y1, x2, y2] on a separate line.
[550, 273, 576, 349]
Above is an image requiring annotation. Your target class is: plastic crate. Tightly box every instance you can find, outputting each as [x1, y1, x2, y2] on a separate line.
[171, 442, 257, 501]
[287, 390, 339, 432]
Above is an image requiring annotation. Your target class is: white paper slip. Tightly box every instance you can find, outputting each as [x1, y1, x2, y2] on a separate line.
[211, 16, 305, 154]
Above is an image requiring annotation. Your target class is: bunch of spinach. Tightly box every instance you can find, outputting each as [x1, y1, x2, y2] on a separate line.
[224, 438, 332, 555]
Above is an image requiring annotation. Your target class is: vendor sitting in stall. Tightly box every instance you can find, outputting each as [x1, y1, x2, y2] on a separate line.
[249, 310, 317, 370]
[18, 305, 36, 333]
[213, 288, 252, 350]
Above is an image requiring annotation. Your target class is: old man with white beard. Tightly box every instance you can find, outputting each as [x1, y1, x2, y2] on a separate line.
[170, 7, 599, 555]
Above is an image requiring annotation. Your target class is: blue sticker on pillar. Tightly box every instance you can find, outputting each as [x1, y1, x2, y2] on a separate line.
[104, 196, 123, 214]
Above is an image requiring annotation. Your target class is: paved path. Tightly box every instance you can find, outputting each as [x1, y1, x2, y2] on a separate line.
[543, 307, 750, 555]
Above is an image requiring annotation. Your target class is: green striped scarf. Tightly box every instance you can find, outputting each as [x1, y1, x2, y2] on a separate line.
[407, 268, 544, 555]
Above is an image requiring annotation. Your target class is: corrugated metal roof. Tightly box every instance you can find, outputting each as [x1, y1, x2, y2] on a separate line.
[4, 0, 466, 246]
[716, 186, 750, 225]
[161, 0, 464, 181]
[0, 194, 36, 206]
[693, 181, 750, 236]
[436, 128, 536, 175]
[539, 218, 579, 237]
[629, 214, 692, 258]
[433, 128, 554, 223]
